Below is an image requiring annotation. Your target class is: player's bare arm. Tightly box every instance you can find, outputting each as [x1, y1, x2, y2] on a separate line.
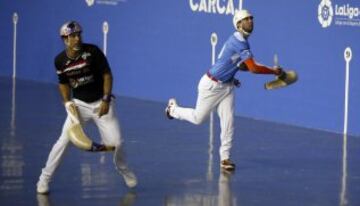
[98, 70, 113, 117]
[58, 83, 72, 103]
[244, 58, 282, 75]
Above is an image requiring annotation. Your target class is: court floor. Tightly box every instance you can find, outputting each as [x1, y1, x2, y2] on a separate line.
[1, 77, 360, 206]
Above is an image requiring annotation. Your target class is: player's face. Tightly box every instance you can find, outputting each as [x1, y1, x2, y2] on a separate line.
[64, 32, 82, 51]
[240, 16, 254, 33]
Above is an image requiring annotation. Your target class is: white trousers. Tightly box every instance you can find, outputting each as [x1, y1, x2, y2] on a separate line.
[172, 74, 235, 161]
[39, 98, 127, 182]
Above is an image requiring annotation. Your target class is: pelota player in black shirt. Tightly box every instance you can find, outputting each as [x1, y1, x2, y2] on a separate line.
[36, 21, 137, 194]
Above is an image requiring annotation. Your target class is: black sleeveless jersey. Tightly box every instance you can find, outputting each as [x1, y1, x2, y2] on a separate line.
[55, 44, 111, 103]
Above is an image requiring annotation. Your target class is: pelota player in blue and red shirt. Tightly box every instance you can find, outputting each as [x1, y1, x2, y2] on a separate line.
[166, 10, 285, 172]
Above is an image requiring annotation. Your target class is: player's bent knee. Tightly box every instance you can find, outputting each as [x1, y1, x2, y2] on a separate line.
[193, 116, 207, 125]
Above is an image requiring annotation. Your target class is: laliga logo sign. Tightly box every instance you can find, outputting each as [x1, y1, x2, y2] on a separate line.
[318, 0, 360, 28]
[318, 0, 333, 28]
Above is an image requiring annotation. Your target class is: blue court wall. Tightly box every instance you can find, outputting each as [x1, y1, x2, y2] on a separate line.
[0, 0, 359, 136]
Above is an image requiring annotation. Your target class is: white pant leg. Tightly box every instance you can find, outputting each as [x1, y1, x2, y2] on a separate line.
[91, 100, 128, 171]
[39, 100, 93, 182]
[217, 87, 235, 161]
[173, 75, 229, 125]
[39, 117, 72, 182]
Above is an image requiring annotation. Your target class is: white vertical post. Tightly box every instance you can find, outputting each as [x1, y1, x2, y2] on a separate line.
[11, 13, 18, 137]
[340, 49, 352, 203]
[102, 21, 109, 56]
[343, 47, 352, 135]
[207, 33, 218, 181]
[100, 21, 109, 164]
[340, 48, 352, 204]
[12, 12, 18, 79]
[210, 33, 218, 137]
